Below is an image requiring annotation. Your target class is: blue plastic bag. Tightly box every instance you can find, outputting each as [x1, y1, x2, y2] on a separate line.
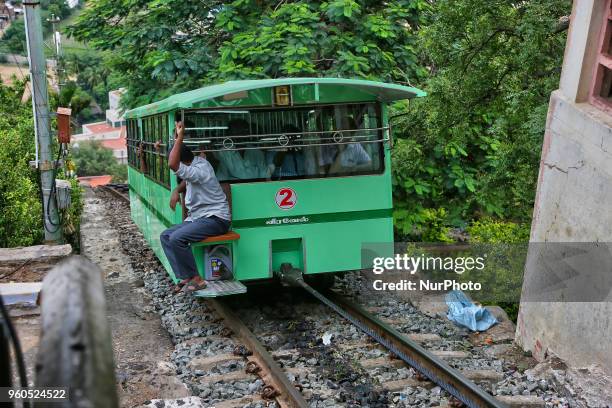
[445, 290, 498, 331]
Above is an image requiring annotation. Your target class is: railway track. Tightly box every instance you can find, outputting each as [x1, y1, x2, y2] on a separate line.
[210, 298, 309, 408]
[97, 185, 554, 408]
[308, 288, 503, 407]
[99, 183, 130, 202]
[101, 184, 306, 407]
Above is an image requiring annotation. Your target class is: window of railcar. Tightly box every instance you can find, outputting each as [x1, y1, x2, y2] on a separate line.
[153, 116, 160, 181]
[161, 115, 170, 186]
[126, 119, 131, 167]
[141, 117, 147, 173]
[151, 116, 156, 180]
[143, 117, 152, 178]
[181, 103, 385, 183]
[153, 114, 165, 187]
[149, 116, 155, 181]
[126, 119, 134, 167]
[127, 118, 140, 169]
[133, 119, 140, 168]
[140, 114, 170, 188]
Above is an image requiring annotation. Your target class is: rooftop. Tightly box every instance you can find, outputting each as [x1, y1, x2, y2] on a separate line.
[77, 175, 113, 187]
[100, 137, 126, 150]
[125, 77, 426, 118]
[84, 122, 120, 134]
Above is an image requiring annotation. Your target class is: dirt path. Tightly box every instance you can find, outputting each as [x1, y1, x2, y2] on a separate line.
[81, 188, 190, 407]
[0, 64, 29, 85]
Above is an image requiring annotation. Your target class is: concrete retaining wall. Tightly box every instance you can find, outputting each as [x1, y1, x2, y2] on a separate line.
[516, 90, 612, 373]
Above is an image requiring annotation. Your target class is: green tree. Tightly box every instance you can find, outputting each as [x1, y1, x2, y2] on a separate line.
[1, 0, 77, 55]
[72, 141, 127, 182]
[0, 80, 43, 247]
[392, 0, 571, 237]
[1, 19, 27, 54]
[67, 0, 429, 108]
[68, 0, 572, 241]
[62, 50, 120, 110]
[58, 81, 93, 118]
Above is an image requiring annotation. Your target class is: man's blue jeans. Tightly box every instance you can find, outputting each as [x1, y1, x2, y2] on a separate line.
[160, 216, 230, 280]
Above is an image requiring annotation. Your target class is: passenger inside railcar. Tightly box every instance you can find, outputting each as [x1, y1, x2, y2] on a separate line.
[321, 116, 373, 175]
[266, 124, 311, 179]
[214, 119, 269, 181]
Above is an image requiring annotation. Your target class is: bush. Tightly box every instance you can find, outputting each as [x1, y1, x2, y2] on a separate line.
[391, 0, 571, 234]
[0, 81, 43, 247]
[1, 19, 27, 54]
[111, 164, 127, 183]
[467, 218, 530, 243]
[0, 80, 85, 248]
[466, 218, 530, 322]
[394, 205, 453, 243]
[60, 177, 84, 251]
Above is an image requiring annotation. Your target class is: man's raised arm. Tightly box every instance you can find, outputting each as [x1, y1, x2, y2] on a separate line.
[169, 121, 184, 172]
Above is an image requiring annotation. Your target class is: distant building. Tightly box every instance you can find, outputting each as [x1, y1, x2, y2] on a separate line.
[106, 89, 126, 128]
[0, 1, 16, 29]
[72, 89, 127, 164]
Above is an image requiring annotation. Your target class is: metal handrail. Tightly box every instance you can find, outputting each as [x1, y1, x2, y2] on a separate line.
[188, 138, 388, 154]
[183, 132, 379, 145]
[183, 126, 389, 153]
[129, 127, 389, 156]
[181, 126, 387, 140]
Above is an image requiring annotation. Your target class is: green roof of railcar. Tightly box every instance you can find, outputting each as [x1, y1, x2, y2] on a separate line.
[124, 77, 426, 119]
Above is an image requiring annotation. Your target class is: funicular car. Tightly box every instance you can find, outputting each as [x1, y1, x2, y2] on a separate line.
[125, 78, 425, 296]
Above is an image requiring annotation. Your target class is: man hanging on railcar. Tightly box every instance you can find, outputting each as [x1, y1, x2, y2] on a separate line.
[160, 121, 231, 293]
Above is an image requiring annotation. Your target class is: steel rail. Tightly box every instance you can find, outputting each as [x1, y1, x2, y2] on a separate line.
[210, 299, 309, 408]
[100, 184, 129, 204]
[292, 279, 506, 408]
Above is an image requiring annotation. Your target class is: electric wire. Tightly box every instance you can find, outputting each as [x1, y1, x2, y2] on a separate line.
[43, 142, 64, 233]
[0, 295, 31, 408]
[10, 40, 63, 234]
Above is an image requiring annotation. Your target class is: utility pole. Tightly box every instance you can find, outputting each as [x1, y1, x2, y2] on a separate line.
[24, 1, 61, 242]
[46, 13, 63, 89]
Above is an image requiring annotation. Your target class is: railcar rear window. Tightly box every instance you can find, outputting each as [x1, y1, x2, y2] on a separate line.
[126, 115, 170, 187]
[182, 103, 385, 183]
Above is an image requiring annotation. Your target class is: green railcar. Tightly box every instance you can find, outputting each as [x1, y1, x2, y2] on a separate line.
[125, 78, 424, 294]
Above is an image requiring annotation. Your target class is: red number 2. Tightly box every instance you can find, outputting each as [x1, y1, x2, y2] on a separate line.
[276, 188, 296, 209]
